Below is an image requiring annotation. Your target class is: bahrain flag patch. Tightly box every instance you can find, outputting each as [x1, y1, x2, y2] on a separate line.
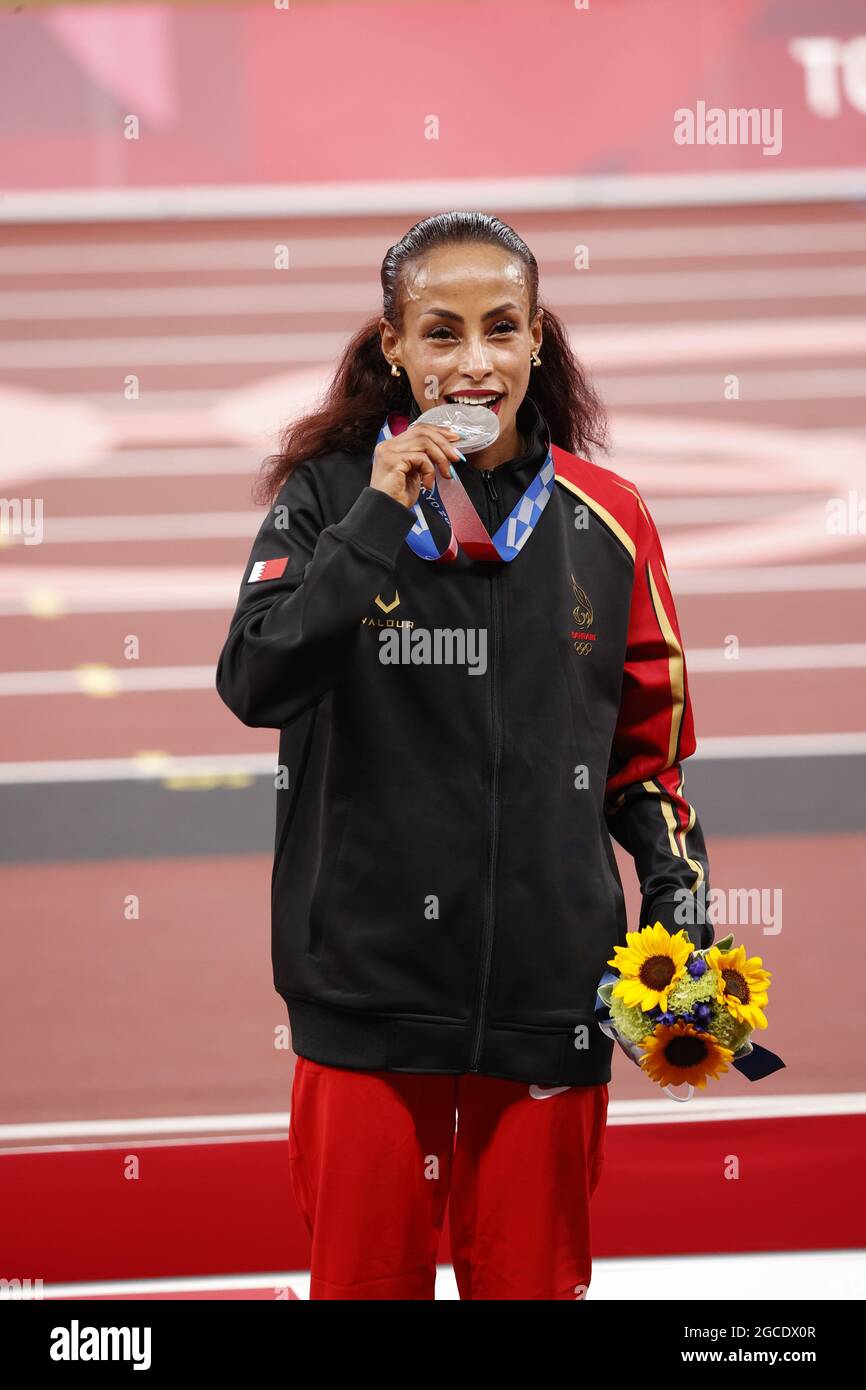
[247, 556, 289, 583]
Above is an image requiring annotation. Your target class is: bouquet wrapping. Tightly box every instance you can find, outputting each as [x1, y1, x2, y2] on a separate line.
[595, 922, 785, 1101]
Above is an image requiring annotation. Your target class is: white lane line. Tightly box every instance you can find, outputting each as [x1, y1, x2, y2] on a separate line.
[672, 564, 866, 593]
[608, 1092, 866, 1122]
[1, 645, 865, 698]
[604, 369, 866, 404]
[619, 497, 818, 525]
[0, 735, 865, 785]
[3, 499, 829, 543]
[74, 447, 260, 477]
[0, 587, 238, 616]
[4, 266, 866, 320]
[0, 574, 244, 616]
[21, 1254, 866, 1303]
[60, 454, 799, 487]
[0, 753, 279, 784]
[0, 284, 381, 320]
[1, 512, 260, 544]
[1, 166, 863, 222]
[29, 1255, 865, 1303]
[10, 364, 866, 406]
[0, 1134, 291, 1157]
[0, 666, 218, 694]
[3, 320, 866, 371]
[16, 365, 866, 411]
[0, 331, 348, 368]
[33, 1272, 312, 1301]
[1, 222, 865, 274]
[0, 1113, 290, 1144]
[575, 316, 866, 362]
[686, 645, 866, 672]
[0, 562, 864, 617]
[0, 1092, 862, 1145]
[12, 317, 866, 374]
[592, 1251, 866, 1303]
[697, 732, 866, 757]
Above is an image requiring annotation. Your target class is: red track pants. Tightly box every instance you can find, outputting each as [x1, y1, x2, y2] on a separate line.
[288, 1054, 609, 1300]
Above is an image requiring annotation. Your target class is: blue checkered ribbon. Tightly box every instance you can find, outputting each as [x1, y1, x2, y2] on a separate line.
[376, 415, 556, 563]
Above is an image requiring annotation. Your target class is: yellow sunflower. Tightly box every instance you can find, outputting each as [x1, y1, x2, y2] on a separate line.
[639, 1021, 734, 1089]
[606, 921, 693, 1013]
[704, 944, 771, 1030]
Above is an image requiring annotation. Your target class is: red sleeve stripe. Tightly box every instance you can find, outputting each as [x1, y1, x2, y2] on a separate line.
[649, 766, 707, 894]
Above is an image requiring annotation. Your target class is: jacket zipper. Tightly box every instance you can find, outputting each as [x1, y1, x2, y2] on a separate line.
[480, 468, 499, 503]
[470, 468, 502, 1070]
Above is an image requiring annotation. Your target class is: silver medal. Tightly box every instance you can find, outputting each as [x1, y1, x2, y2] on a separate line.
[411, 403, 500, 455]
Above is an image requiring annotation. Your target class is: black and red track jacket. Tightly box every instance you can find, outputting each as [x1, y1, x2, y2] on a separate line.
[216, 395, 714, 1087]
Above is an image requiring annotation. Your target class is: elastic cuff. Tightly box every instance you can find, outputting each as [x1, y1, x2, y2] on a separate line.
[329, 485, 416, 565]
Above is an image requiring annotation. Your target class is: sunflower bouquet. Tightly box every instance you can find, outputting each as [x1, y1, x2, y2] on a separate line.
[594, 922, 784, 1098]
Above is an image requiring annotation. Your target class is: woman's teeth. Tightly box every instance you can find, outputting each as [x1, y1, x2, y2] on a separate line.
[446, 394, 502, 406]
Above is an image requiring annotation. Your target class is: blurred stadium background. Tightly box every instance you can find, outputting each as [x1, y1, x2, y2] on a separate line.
[1, 0, 864, 1300]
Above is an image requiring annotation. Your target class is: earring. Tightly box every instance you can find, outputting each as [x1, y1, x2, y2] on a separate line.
[390, 362, 402, 377]
[530, 349, 542, 367]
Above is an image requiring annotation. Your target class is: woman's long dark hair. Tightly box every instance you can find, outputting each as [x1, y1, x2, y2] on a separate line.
[253, 211, 609, 507]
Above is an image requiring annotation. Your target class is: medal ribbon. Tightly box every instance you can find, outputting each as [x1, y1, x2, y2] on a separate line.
[376, 413, 556, 564]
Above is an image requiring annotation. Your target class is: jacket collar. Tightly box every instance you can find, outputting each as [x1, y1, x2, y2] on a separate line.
[404, 394, 551, 489]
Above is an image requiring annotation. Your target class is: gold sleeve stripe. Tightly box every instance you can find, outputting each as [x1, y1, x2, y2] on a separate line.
[646, 560, 685, 770]
[676, 769, 706, 892]
[609, 475, 653, 529]
[605, 474, 673, 588]
[554, 474, 636, 562]
[642, 778, 706, 894]
[613, 481, 669, 582]
[643, 778, 680, 858]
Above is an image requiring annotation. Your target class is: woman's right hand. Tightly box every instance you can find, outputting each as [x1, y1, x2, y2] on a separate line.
[370, 425, 464, 510]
